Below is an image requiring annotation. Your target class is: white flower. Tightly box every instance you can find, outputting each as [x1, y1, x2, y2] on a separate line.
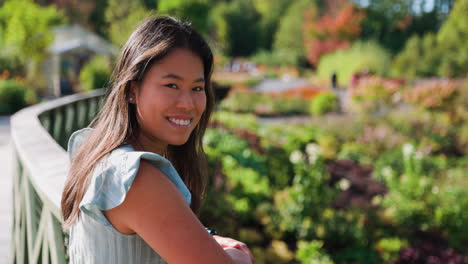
[289, 150, 304, 164]
[306, 143, 321, 156]
[382, 167, 393, 180]
[305, 143, 321, 165]
[338, 178, 351, 191]
[402, 143, 415, 158]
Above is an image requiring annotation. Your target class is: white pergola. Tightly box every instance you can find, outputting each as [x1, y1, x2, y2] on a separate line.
[47, 24, 117, 96]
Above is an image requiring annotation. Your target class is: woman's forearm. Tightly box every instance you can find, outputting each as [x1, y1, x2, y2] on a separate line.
[224, 248, 253, 264]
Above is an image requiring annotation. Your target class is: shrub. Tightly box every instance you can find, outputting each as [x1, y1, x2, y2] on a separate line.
[0, 79, 29, 114]
[403, 79, 459, 112]
[203, 128, 269, 223]
[220, 90, 309, 116]
[309, 92, 338, 115]
[376, 237, 408, 263]
[296, 240, 334, 264]
[79, 55, 112, 91]
[348, 76, 403, 114]
[0, 55, 25, 76]
[317, 41, 391, 87]
[251, 49, 299, 67]
[210, 111, 258, 133]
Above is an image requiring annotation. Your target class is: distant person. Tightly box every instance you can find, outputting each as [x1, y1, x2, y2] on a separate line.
[61, 16, 254, 264]
[331, 71, 338, 90]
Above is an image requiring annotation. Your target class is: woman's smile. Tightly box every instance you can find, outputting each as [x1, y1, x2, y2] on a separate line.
[166, 116, 193, 127]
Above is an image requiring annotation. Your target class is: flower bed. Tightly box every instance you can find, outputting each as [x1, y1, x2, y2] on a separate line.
[199, 109, 468, 263]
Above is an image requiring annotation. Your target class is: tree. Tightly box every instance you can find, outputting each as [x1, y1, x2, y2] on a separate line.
[390, 0, 468, 78]
[390, 34, 441, 78]
[89, 0, 109, 37]
[157, 0, 211, 35]
[355, 0, 455, 53]
[0, 0, 65, 86]
[436, 0, 468, 77]
[105, 0, 151, 47]
[252, 0, 292, 51]
[303, 0, 364, 67]
[0, 0, 64, 63]
[48, 0, 96, 29]
[272, 0, 316, 66]
[211, 0, 260, 57]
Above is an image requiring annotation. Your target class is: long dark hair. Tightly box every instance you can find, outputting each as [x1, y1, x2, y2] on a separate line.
[61, 16, 214, 229]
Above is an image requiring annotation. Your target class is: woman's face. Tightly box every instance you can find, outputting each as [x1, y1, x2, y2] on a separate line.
[129, 48, 206, 154]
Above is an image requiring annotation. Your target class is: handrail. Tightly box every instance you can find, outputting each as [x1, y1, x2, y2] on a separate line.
[10, 89, 105, 263]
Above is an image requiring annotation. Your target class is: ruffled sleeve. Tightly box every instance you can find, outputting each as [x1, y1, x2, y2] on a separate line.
[67, 128, 192, 226]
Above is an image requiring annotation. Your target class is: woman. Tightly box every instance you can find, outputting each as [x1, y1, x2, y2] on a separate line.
[61, 16, 254, 264]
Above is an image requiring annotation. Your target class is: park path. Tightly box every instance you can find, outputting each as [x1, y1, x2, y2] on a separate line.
[253, 77, 308, 93]
[0, 116, 12, 261]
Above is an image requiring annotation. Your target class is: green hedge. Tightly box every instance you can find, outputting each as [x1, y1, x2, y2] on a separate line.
[309, 92, 338, 115]
[0, 79, 30, 114]
[317, 41, 391, 87]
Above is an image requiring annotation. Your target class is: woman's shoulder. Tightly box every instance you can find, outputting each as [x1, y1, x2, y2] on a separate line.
[67, 128, 192, 226]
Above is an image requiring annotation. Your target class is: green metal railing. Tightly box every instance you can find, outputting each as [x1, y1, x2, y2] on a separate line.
[10, 89, 104, 263]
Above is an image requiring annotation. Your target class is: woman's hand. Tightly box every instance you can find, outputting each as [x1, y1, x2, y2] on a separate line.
[213, 235, 255, 263]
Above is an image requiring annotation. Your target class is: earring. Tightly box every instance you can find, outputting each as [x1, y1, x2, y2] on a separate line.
[129, 97, 133, 102]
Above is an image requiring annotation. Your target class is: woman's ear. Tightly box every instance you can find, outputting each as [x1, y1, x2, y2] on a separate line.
[128, 81, 138, 104]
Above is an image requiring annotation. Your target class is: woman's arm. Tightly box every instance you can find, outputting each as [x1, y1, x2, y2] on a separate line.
[214, 235, 255, 263]
[224, 248, 253, 263]
[103, 160, 252, 264]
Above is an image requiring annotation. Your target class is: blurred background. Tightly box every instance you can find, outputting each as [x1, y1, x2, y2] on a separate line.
[0, 0, 467, 263]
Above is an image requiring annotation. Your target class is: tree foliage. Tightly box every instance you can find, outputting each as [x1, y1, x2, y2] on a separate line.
[211, 0, 260, 57]
[390, 34, 441, 78]
[157, 0, 211, 35]
[391, 0, 468, 78]
[272, 0, 316, 66]
[356, 0, 455, 53]
[105, 0, 151, 47]
[436, 0, 468, 77]
[252, 0, 292, 51]
[304, 0, 364, 67]
[0, 0, 65, 63]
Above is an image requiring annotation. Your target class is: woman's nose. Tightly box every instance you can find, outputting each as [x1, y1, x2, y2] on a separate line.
[176, 91, 195, 110]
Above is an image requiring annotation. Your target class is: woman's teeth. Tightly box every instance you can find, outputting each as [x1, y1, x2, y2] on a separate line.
[168, 118, 191, 126]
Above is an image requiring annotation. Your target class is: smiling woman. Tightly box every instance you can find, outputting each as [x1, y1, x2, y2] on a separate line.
[61, 16, 254, 264]
[127, 48, 207, 153]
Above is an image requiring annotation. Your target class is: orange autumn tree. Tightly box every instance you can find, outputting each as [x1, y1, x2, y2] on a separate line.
[304, 0, 364, 67]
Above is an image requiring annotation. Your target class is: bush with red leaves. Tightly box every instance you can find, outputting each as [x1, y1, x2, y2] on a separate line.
[326, 160, 387, 209]
[393, 231, 467, 264]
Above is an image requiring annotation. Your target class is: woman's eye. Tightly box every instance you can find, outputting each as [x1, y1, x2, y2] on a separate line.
[165, 84, 178, 89]
[193, 86, 205, 92]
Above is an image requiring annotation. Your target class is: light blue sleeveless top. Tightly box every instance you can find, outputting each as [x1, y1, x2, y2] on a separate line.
[66, 128, 192, 264]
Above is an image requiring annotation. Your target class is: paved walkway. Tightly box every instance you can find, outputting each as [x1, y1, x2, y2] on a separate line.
[0, 116, 12, 261]
[253, 77, 308, 93]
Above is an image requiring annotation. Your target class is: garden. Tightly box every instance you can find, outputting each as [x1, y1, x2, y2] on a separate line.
[1, 0, 467, 263]
[201, 79, 468, 263]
